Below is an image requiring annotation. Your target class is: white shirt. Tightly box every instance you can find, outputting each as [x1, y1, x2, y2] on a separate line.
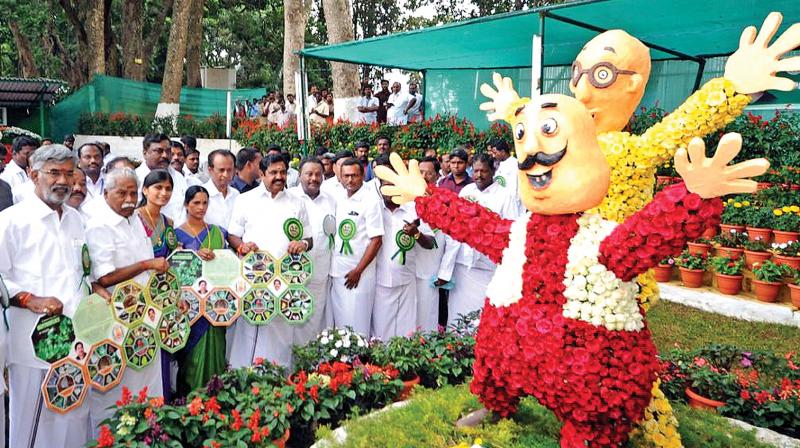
[288, 186, 337, 284]
[228, 185, 310, 257]
[357, 96, 379, 124]
[321, 177, 346, 201]
[136, 164, 187, 224]
[0, 159, 28, 190]
[407, 93, 423, 121]
[86, 200, 155, 288]
[330, 183, 385, 278]
[414, 220, 447, 281]
[306, 95, 318, 114]
[0, 195, 88, 367]
[81, 194, 108, 220]
[285, 102, 296, 116]
[495, 156, 519, 192]
[203, 179, 240, 230]
[376, 202, 431, 287]
[11, 179, 34, 204]
[387, 92, 410, 125]
[85, 172, 104, 199]
[287, 167, 300, 188]
[184, 166, 209, 185]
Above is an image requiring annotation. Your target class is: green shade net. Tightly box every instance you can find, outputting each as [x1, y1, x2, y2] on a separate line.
[50, 75, 266, 139]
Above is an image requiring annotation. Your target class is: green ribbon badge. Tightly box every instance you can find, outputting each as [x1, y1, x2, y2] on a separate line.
[165, 226, 178, 251]
[338, 219, 357, 255]
[494, 175, 506, 187]
[391, 230, 416, 265]
[323, 215, 336, 250]
[80, 243, 92, 293]
[283, 217, 304, 241]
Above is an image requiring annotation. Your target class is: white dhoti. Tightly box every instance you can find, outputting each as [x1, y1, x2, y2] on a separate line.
[372, 283, 417, 340]
[329, 266, 376, 337]
[293, 277, 332, 348]
[88, 360, 163, 435]
[9, 364, 91, 448]
[228, 318, 295, 369]
[415, 278, 440, 332]
[448, 264, 494, 326]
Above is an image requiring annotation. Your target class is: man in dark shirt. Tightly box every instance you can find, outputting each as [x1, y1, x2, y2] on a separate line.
[437, 148, 473, 194]
[0, 147, 11, 212]
[231, 147, 262, 193]
[375, 79, 391, 124]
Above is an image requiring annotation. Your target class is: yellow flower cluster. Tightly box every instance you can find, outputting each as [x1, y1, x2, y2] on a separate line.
[630, 380, 683, 448]
[773, 205, 800, 217]
[452, 438, 483, 448]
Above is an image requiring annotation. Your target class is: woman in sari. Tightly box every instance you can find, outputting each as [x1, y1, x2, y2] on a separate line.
[174, 186, 233, 395]
[136, 169, 178, 258]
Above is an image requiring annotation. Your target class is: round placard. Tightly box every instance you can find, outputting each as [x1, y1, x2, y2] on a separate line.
[122, 323, 158, 370]
[241, 288, 277, 325]
[87, 340, 125, 392]
[165, 226, 179, 251]
[278, 286, 314, 324]
[202, 288, 241, 327]
[42, 358, 89, 414]
[279, 252, 313, 286]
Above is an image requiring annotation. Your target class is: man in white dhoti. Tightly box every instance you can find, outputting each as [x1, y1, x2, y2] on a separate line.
[0, 145, 93, 448]
[329, 159, 384, 336]
[288, 158, 337, 346]
[227, 154, 313, 368]
[86, 167, 170, 434]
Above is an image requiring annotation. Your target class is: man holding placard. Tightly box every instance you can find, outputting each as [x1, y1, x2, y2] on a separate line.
[228, 153, 313, 368]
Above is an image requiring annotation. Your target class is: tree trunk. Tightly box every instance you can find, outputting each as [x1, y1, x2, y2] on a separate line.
[103, 0, 120, 77]
[55, 0, 90, 85]
[8, 21, 40, 78]
[122, 0, 146, 80]
[321, 0, 360, 99]
[86, 0, 106, 77]
[143, 0, 176, 80]
[185, 0, 204, 87]
[45, 20, 83, 87]
[158, 0, 192, 115]
[283, 0, 311, 96]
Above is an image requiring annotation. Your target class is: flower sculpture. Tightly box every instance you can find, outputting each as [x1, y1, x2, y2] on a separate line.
[376, 94, 768, 447]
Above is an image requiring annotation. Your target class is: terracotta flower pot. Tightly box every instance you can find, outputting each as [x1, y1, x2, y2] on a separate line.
[701, 226, 717, 239]
[654, 264, 673, 282]
[789, 284, 800, 308]
[272, 429, 290, 448]
[715, 273, 743, 295]
[397, 375, 420, 401]
[743, 250, 771, 270]
[678, 268, 704, 288]
[752, 279, 782, 303]
[715, 247, 743, 260]
[746, 227, 772, 243]
[685, 387, 725, 412]
[774, 255, 800, 270]
[773, 230, 799, 244]
[720, 224, 745, 235]
[687, 242, 711, 257]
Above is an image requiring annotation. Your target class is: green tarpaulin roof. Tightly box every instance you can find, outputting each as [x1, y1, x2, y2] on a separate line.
[299, 0, 800, 70]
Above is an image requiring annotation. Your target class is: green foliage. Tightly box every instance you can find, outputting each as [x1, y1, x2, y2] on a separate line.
[674, 250, 707, 270]
[711, 230, 747, 249]
[709, 257, 743, 276]
[752, 260, 785, 282]
[770, 240, 800, 257]
[292, 327, 370, 372]
[78, 112, 227, 138]
[743, 239, 770, 252]
[33, 316, 75, 362]
[742, 206, 774, 229]
[770, 207, 800, 232]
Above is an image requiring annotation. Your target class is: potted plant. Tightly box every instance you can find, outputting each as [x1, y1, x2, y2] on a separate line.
[687, 237, 712, 257]
[743, 206, 773, 242]
[743, 239, 772, 270]
[674, 250, 707, 288]
[710, 256, 744, 295]
[711, 230, 747, 259]
[684, 357, 737, 412]
[654, 256, 674, 283]
[720, 199, 748, 234]
[371, 335, 427, 400]
[751, 260, 784, 303]
[771, 206, 800, 244]
[770, 241, 800, 269]
[786, 267, 800, 308]
[292, 327, 370, 371]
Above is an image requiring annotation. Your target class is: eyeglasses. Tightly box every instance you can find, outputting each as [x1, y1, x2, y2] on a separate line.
[571, 61, 636, 89]
[40, 169, 75, 179]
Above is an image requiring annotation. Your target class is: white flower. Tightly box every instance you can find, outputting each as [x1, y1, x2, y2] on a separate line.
[329, 349, 338, 357]
[338, 329, 347, 336]
[334, 340, 342, 348]
[320, 337, 329, 345]
[357, 339, 365, 347]
[342, 339, 351, 348]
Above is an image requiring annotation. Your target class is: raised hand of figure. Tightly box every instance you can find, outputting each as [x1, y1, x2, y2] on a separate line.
[725, 12, 800, 94]
[675, 133, 769, 198]
[374, 153, 428, 205]
[479, 72, 524, 122]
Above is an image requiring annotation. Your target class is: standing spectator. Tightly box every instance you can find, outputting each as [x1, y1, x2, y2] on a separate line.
[202, 150, 239, 228]
[306, 85, 319, 114]
[1, 136, 37, 202]
[438, 148, 472, 194]
[77, 142, 104, 199]
[231, 147, 262, 193]
[276, 98, 292, 128]
[439, 153, 451, 180]
[67, 167, 88, 212]
[309, 91, 330, 126]
[321, 150, 352, 200]
[170, 141, 188, 176]
[285, 93, 297, 117]
[490, 139, 521, 208]
[319, 152, 335, 180]
[63, 134, 75, 150]
[248, 99, 260, 118]
[375, 79, 391, 124]
[181, 136, 209, 184]
[0, 146, 11, 212]
[326, 93, 335, 125]
[406, 82, 423, 123]
[357, 85, 380, 124]
[386, 82, 411, 125]
[135, 134, 187, 223]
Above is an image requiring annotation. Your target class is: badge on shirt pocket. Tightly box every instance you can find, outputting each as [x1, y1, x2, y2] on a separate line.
[338, 219, 357, 255]
[81, 244, 91, 278]
[283, 218, 303, 241]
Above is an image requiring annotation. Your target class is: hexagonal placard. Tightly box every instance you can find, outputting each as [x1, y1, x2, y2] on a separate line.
[167, 250, 203, 287]
[111, 280, 147, 327]
[278, 286, 314, 324]
[122, 323, 158, 370]
[203, 288, 241, 327]
[87, 340, 125, 392]
[178, 287, 202, 325]
[241, 251, 276, 286]
[73, 293, 115, 347]
[151, 289, 180, 310]
[156, 306, 190, 353]
[241, 288, 277, 325]
[145, 269, 179, 303]
[42, 358, 89, 414]
[32, 314, 76, 364]
[279, 252, 313, 286]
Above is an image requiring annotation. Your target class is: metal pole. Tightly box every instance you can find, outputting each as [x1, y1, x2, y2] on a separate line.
[299, 55, 310, 156]
[225, 90, 232, 139]
[39, 98, 45, 137]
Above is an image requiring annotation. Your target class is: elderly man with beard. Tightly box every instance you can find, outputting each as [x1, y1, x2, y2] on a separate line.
[86, 167, 169, 433]
[288, 157, 337, 345]
[0, 145, 100, 447]
[228, 153, 313, 368]
[77, 142, 104, 199]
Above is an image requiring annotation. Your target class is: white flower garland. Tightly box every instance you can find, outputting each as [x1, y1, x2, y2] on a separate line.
[561, 214, 644, 331]
[486, 212, 530, 307]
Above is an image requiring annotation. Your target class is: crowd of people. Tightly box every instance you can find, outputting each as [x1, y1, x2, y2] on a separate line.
[0, 130, 515, 447]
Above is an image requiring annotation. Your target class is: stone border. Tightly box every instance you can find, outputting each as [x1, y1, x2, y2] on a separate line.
[725, 417, 800, 448]
[659, 284, 800, 328]
[310, 400, 410, 448]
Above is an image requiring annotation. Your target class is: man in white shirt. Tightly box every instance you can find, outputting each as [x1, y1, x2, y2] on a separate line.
[227, 153, 313, 368]
[321, 150, 352, 201]
[306, 85, 319, 116]
[135, 133, 187, 223]
[202, 150, 239, 229]
[415, 157, 449, 330]
[285, 93, 297, 117]
[329, 159, 384, 336]
[288, 158, 337, 346]
[67, 167, 88, 215]
[406, 82, 423, 123]
[386, 82, 410, 125]
[82, 156, 136, 220]
[1, 136, 37, 204]
[440, 154, 520, 325]
[77, 142, 105, 199]
[490, 140, 520, 199]
[86, 167, 170, 433]
[356, 86, 380, 124]
[309, 92, 330, 126]
[0, 145, 94, 448]
[266, 145, 299, 188]
[181, 136, 210, 184]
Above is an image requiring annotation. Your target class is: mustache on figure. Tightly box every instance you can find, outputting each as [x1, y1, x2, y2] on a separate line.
[122, 202, 136, 209]
[518, 148, 567, 171]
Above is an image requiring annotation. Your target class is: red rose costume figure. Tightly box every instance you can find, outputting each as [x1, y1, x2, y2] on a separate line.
[376, 94, 768, 448]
